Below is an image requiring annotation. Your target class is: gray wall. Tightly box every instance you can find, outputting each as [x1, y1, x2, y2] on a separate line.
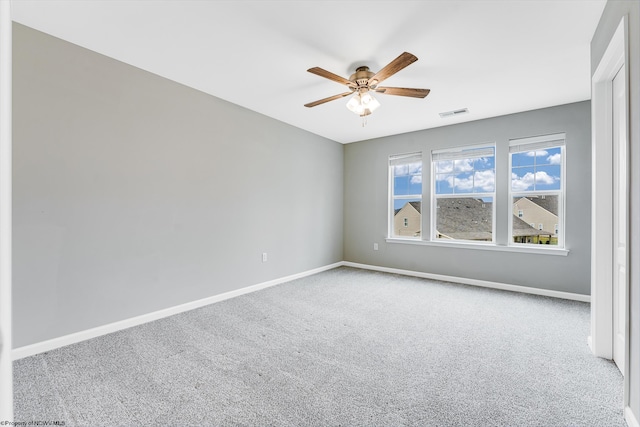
[12, 23, 344, 348]
[591, 0, 640, 419]
[344, 101, 591, 295]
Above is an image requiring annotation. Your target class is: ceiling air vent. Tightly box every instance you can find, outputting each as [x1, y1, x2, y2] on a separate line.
[439, 108, 469, 118]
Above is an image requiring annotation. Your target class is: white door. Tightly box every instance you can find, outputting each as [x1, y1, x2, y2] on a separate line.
[612, 64, 627, 374]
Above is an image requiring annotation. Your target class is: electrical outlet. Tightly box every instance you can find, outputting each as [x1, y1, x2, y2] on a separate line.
[262, 252, 268, 262]
[373, 243, 379, 251]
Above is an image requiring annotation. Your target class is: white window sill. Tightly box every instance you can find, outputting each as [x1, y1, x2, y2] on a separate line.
[385, 238, 569, 256]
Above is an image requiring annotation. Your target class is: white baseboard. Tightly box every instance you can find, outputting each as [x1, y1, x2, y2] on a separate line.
[627, 407, 640, 427]
[13, 260, 590, 360]
[12, 262, 343, 360]
[342, 261, 591, 303]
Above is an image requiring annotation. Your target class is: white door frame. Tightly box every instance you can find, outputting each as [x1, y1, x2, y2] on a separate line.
[0, 0, 13, 420]
[612, 63, 627, 374]
[590, 15, 630, 408]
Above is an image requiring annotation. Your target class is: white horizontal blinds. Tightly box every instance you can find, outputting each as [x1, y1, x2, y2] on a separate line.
[390, 152, 421, 165]
[432, 146, 494, 161]
[509, 133, 565, 153]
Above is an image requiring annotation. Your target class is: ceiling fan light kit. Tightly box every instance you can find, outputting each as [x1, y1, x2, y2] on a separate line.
[304, 52, 430, 126]
[346, 91, 380, 117]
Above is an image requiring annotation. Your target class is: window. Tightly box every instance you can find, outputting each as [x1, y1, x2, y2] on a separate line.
[390, 153, 422, 238]
[510, 133, 564, 247]
[387, 134, 567, 253]
[432, 145, 495, 242]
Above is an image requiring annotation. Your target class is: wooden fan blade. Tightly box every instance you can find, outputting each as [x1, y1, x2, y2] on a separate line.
[374, 87, 430, 98]
[304, 91, 354, 108]
[307, 67, 356, 87]
[368, 52, 418, 87]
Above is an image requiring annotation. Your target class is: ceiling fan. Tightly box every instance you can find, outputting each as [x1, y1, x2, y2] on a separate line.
[304, 52, 430, 122]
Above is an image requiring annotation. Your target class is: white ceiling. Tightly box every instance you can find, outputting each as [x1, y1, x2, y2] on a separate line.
[11, 0, 606, 144]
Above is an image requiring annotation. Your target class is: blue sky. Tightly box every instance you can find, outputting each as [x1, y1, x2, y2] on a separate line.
[434, 156, 495, 195]
[393, 162, 422, 196]
[393, 161, 422, 209]
[511, 147, 562, 191]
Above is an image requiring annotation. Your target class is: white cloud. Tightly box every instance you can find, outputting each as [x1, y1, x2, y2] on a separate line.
[435, 161, 453, 174]
[411, 175, 422, 184]
[408, 162, 422, 175]
[395, 162, 422, 177]
[474, 169, 495, 191]
[547, 153, 562, 165]
[526, 150, 548, 157]
[451, 175, 473, 191]
[454, 159, 474, 173]
[436, 158, 493, 174]
[475, 157, 492, 167]
[443, 170, 495, 192]
[394, 165, 408, 176]
[511, 171, 557, 191]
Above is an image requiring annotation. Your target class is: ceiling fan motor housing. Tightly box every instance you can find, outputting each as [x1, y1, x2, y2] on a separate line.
[350, 66, 375, 89]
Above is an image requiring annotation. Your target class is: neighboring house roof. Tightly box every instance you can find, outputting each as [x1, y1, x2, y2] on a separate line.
[522, 195, 558, 216]
[394, 201, 421, 216]
[512, 215, 552, 237]
[436, 198, 492, 240]
[436, 197, 551, 240]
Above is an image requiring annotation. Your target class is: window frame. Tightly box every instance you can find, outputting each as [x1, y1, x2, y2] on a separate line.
[430, 143, 496, 244]
[389, 152, 423, 239]
[508, 133, 566, 248]
[386, 136, 569, 256]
